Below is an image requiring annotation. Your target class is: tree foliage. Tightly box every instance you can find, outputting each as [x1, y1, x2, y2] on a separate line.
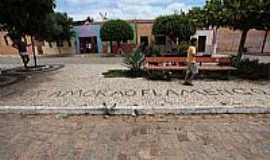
[223, 0, 270, 31]
[0, 0, 74, 66]
[100, 20, 134, 42]
[187, 7, 206, 29]
[41, 12, 74, 43]
[0, 0, 56, 66]
[0, 0, 55, 37]
[223, 0, 270, 57]
[152, 13, 196, 42]
[189, 0, 270, 30]
[188, 1, 228, 29]
[188, 0, 270, 57]
[0, 1, 74, 43]
[204, 0, 228, 28]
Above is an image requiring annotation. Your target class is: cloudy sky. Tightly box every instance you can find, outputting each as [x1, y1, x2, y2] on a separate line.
[56, 0, 205, 21]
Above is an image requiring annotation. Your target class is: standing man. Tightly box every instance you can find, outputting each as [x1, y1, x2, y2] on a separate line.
[13, 39, 30, 68]
[184, 38, 198, 86]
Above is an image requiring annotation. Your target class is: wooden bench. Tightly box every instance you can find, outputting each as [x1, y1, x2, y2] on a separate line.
[144, 56, 236, 78]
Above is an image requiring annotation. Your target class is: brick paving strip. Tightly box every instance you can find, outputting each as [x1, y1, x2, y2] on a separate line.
[0, 114, 269, 160]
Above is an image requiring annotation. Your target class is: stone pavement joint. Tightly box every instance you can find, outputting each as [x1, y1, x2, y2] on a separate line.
[1, 105, 270, 115]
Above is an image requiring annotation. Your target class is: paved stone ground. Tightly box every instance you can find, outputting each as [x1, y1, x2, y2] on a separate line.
[0, 63, 270, 108]
[0, 55, 269, 110]
[0, 54, 269, 65]
[0, 114, 269, 160]
[0, 54, 124, 65]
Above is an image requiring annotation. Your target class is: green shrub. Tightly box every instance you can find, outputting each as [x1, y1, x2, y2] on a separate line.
[177, 42, 189, 57]
[147, 71, 173, 81]
[124, 49, 145, 74]
[102, 69, 146, 78]
[234, 58, 270, 80]
[143, 47, 161, 57]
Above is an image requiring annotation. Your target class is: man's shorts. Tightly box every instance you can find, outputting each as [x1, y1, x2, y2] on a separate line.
[186, 63, 199, 74]
[19, 52, 29, 56]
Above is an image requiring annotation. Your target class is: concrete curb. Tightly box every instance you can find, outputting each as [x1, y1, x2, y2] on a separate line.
[0, 106, 270, 115]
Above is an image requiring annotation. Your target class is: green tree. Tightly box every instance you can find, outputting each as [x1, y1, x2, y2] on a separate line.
[223, 0, 270, 58]
[261, 31, 270, 54]
[41, 12, 74, 53]
[203, 0, 228, 28]
[0, 0, 55, 67]
[100, 19, 134, 53]
[189, 0, 270, 58]
[188, 0, 228, 54]
[152, 13, 196, 45]
[258, 3, 270, 53]
[188, 7, 206, 29]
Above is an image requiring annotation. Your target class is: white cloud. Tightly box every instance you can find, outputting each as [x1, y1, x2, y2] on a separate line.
[165, 2, 191, 13]
[64, 0, 93, 4]
[118, 0, 176, 5]
[56, 0, 198, 21]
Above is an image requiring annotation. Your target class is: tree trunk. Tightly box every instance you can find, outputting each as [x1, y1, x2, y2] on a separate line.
[117, 41, 121, 54]
[4, 35, 9, 45]
[238, 29, 249, 60]
[261, 30, 269, 54]
[57, 40, 62, 54]
[110, 41, 113, 54]
[58, 47, 62, 55]
[31, 36, 37, 67]
[212, 27, 218, 54]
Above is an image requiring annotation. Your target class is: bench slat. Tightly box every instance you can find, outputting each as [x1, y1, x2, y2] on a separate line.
[144, 56, 234, 72]
[144, 56, 232, 64]
[145, 66, 237, 71]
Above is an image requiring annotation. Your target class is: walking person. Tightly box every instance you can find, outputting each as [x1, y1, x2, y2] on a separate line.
[183, 38, 198, 86]
[13, 39, 30, 68]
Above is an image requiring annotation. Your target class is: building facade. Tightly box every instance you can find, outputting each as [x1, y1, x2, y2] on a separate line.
[0, 31, 18, 55]
[133, 20, 154, 47]
[217, 28, 270, 54]
[73, 23, 103, 54]
[1, 18, 270, 56]
[191, 30, 214, 55]
[0, 31, 76, 56]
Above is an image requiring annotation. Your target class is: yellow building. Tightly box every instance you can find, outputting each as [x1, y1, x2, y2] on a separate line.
[0, 31, 18, 55]
[132, 20, 154, 47]
[0, 31, 76, 56]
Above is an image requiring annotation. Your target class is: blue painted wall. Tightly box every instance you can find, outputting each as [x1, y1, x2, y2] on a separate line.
[73, 24, 103, 54]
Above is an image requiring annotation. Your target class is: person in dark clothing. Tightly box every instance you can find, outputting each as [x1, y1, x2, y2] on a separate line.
[13, 39, 30, 68]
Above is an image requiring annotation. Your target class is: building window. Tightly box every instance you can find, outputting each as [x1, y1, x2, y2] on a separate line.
[155, 36, 166, 45]
[140, 36, 149, 46]
[198, 36, 207, 52]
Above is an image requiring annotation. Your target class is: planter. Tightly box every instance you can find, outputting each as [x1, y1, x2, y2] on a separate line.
[3, 64, 64, 75]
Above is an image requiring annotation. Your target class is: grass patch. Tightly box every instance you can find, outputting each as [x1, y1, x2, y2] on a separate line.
[102, 69, 236, 81]
[232, 58, 270, 80]
[102, 70, 146, 78]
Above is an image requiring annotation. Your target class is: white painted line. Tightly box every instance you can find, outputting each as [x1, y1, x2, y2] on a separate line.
[0, 106, 269, 115]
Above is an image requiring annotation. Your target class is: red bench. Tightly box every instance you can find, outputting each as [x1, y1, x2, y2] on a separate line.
[144, 56, 236, 76]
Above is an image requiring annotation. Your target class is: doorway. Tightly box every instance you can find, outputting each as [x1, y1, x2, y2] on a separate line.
[198, 36, 207, 53]
[79, 37, 98, 54]
[140, 36, 149, 47]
